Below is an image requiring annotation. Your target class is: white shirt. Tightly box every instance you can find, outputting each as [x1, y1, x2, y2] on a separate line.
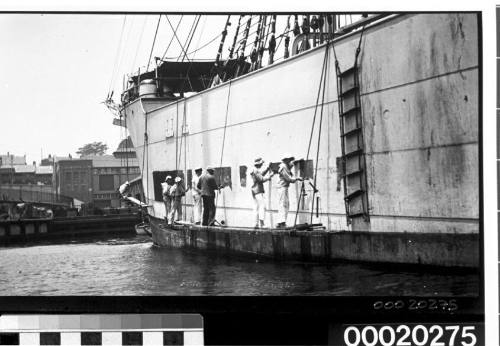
[192, 175, 202, 196]
[161, 182, 171, 195]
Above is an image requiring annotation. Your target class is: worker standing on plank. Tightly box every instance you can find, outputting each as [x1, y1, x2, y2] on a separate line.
[250, 157, 274, 228]
[276, 154, 303, 228]
[192, 167, 203, 224]
[197, 167, 218, 226]
[169, 176, 186, 223]
[161, 175, 173, 223]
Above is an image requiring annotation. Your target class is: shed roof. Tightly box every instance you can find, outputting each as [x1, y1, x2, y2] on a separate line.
[14, 165, 36, 173]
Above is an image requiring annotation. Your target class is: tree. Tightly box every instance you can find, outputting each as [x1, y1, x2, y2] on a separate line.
[76, 142, 108, 157]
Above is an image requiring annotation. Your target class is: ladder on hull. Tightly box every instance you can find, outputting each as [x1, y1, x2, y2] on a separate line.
[337, 65, 370, 229]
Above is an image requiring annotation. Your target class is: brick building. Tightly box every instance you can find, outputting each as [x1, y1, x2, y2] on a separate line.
[89, 155, 140, 208]
[53, 139, 140, 208]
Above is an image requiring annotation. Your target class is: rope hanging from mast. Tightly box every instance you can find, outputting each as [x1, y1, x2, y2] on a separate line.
[267, 15, 277, 65]
[293, 42, 330, 228]
[146, 15, 162, 72]
[235, 16, 252, 77]
[107, 15, 127, 99]
[229, 15, 243, 59]
[283, 15, 291, 59]
[215, 81, 232, 210]
[213, 15, 231, 83]
[256, 15, 269, 69]
[249, 15, 262, 71]
[178, 15, 201, 62]
[160, 15, 183, 61]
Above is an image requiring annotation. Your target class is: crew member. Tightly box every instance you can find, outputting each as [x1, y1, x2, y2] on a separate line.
[197, 167, 218, 226]
[118, 181, 130, 197]
[276, 154, 303, 228]
[169, 177, 186, 223]
[250, 157, 274, 228]
[161, 176, 173, 223]
[192, 167, 203, 224]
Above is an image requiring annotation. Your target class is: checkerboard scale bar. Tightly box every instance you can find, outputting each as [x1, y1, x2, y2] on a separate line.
[0, 314, 203, 345]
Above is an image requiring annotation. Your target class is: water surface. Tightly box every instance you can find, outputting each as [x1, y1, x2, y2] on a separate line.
[0, 236, 478, 296]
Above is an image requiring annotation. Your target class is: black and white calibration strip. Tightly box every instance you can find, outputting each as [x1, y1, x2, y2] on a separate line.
[0, 314, 203, 345]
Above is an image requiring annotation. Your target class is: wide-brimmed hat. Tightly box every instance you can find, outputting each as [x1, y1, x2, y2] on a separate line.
[175, 177, 182, 183]
[165, 175, 172, 182]
[282, 154, 295, 161]
[254, 157, 264, 166]
[194, 167, 203, 172]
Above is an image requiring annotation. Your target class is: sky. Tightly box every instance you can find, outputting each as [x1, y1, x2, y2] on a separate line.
[0, 13, 228, 163]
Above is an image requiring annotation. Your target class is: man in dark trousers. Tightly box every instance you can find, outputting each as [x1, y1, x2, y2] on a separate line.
[197, 167, 218, 226]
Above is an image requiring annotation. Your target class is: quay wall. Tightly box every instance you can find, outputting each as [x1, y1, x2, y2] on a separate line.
[152, 221, 479, 268]
[125, 13, 479, 235]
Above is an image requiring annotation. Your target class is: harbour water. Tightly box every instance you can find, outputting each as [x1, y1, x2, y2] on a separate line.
[0, 236, 478, 296]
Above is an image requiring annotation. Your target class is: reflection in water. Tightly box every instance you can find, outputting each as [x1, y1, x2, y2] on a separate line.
[0, 236, 478, 296]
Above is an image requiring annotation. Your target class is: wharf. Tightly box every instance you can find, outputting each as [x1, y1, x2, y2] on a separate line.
[150, 217, 479, 268]
[0, 214, 140, 245]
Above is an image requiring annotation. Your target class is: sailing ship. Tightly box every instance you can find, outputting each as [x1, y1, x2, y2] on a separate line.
[109, 13, 479, 267]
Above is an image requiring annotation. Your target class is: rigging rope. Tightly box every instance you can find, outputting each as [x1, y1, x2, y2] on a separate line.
[160, 15, 184, 62]
[310, 45, 329, 224]
[140, 103, 150, 211]
[131, 16, 147, 71]
[293, 42, 330, 228]
[146, 15, 162, 72]
[108, 15, 127, 97]
[178, 15, 200, 61]
[165, 15, 205, 90]
[229, 15, 243, 59]
[214, 81, 232, 210]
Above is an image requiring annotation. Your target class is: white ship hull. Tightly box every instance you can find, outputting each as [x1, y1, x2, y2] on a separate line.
[123, 13, 479, 237]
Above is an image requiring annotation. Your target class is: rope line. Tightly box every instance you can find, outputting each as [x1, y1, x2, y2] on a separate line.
[146, 15, 162, 72]
[293, 42, 329, 228]
[131, 16, 147, 71]
[215, 81, 232, 210]
[310, 46, 329, 224]
[160, 15, 184, 62]
[108, 15, 127, 96]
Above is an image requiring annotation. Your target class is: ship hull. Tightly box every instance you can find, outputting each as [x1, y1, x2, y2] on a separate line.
[123, 13, 480, 267]
[150, 217, 478, 268]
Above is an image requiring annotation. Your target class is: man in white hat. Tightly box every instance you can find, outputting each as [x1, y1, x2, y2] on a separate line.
[191, 167, 203, 224]
[276, 154, 303, 228]
[169, 176, 186, 223]
[161, 176, 173, 223]
[118, 181, 130, 197]
[197, 166, 218, 226]
[250, 157, 274, 228]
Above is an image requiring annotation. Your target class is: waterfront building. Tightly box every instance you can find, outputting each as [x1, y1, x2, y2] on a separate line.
[40, 154, 71, 166]
[11, 165, 36, 185]
[0, 153, 26, 167]
[53, 142, 140, 208]
[88, 155, 140, 208]
[34, 165, 53, 185]
[55, 159, 93, 203]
